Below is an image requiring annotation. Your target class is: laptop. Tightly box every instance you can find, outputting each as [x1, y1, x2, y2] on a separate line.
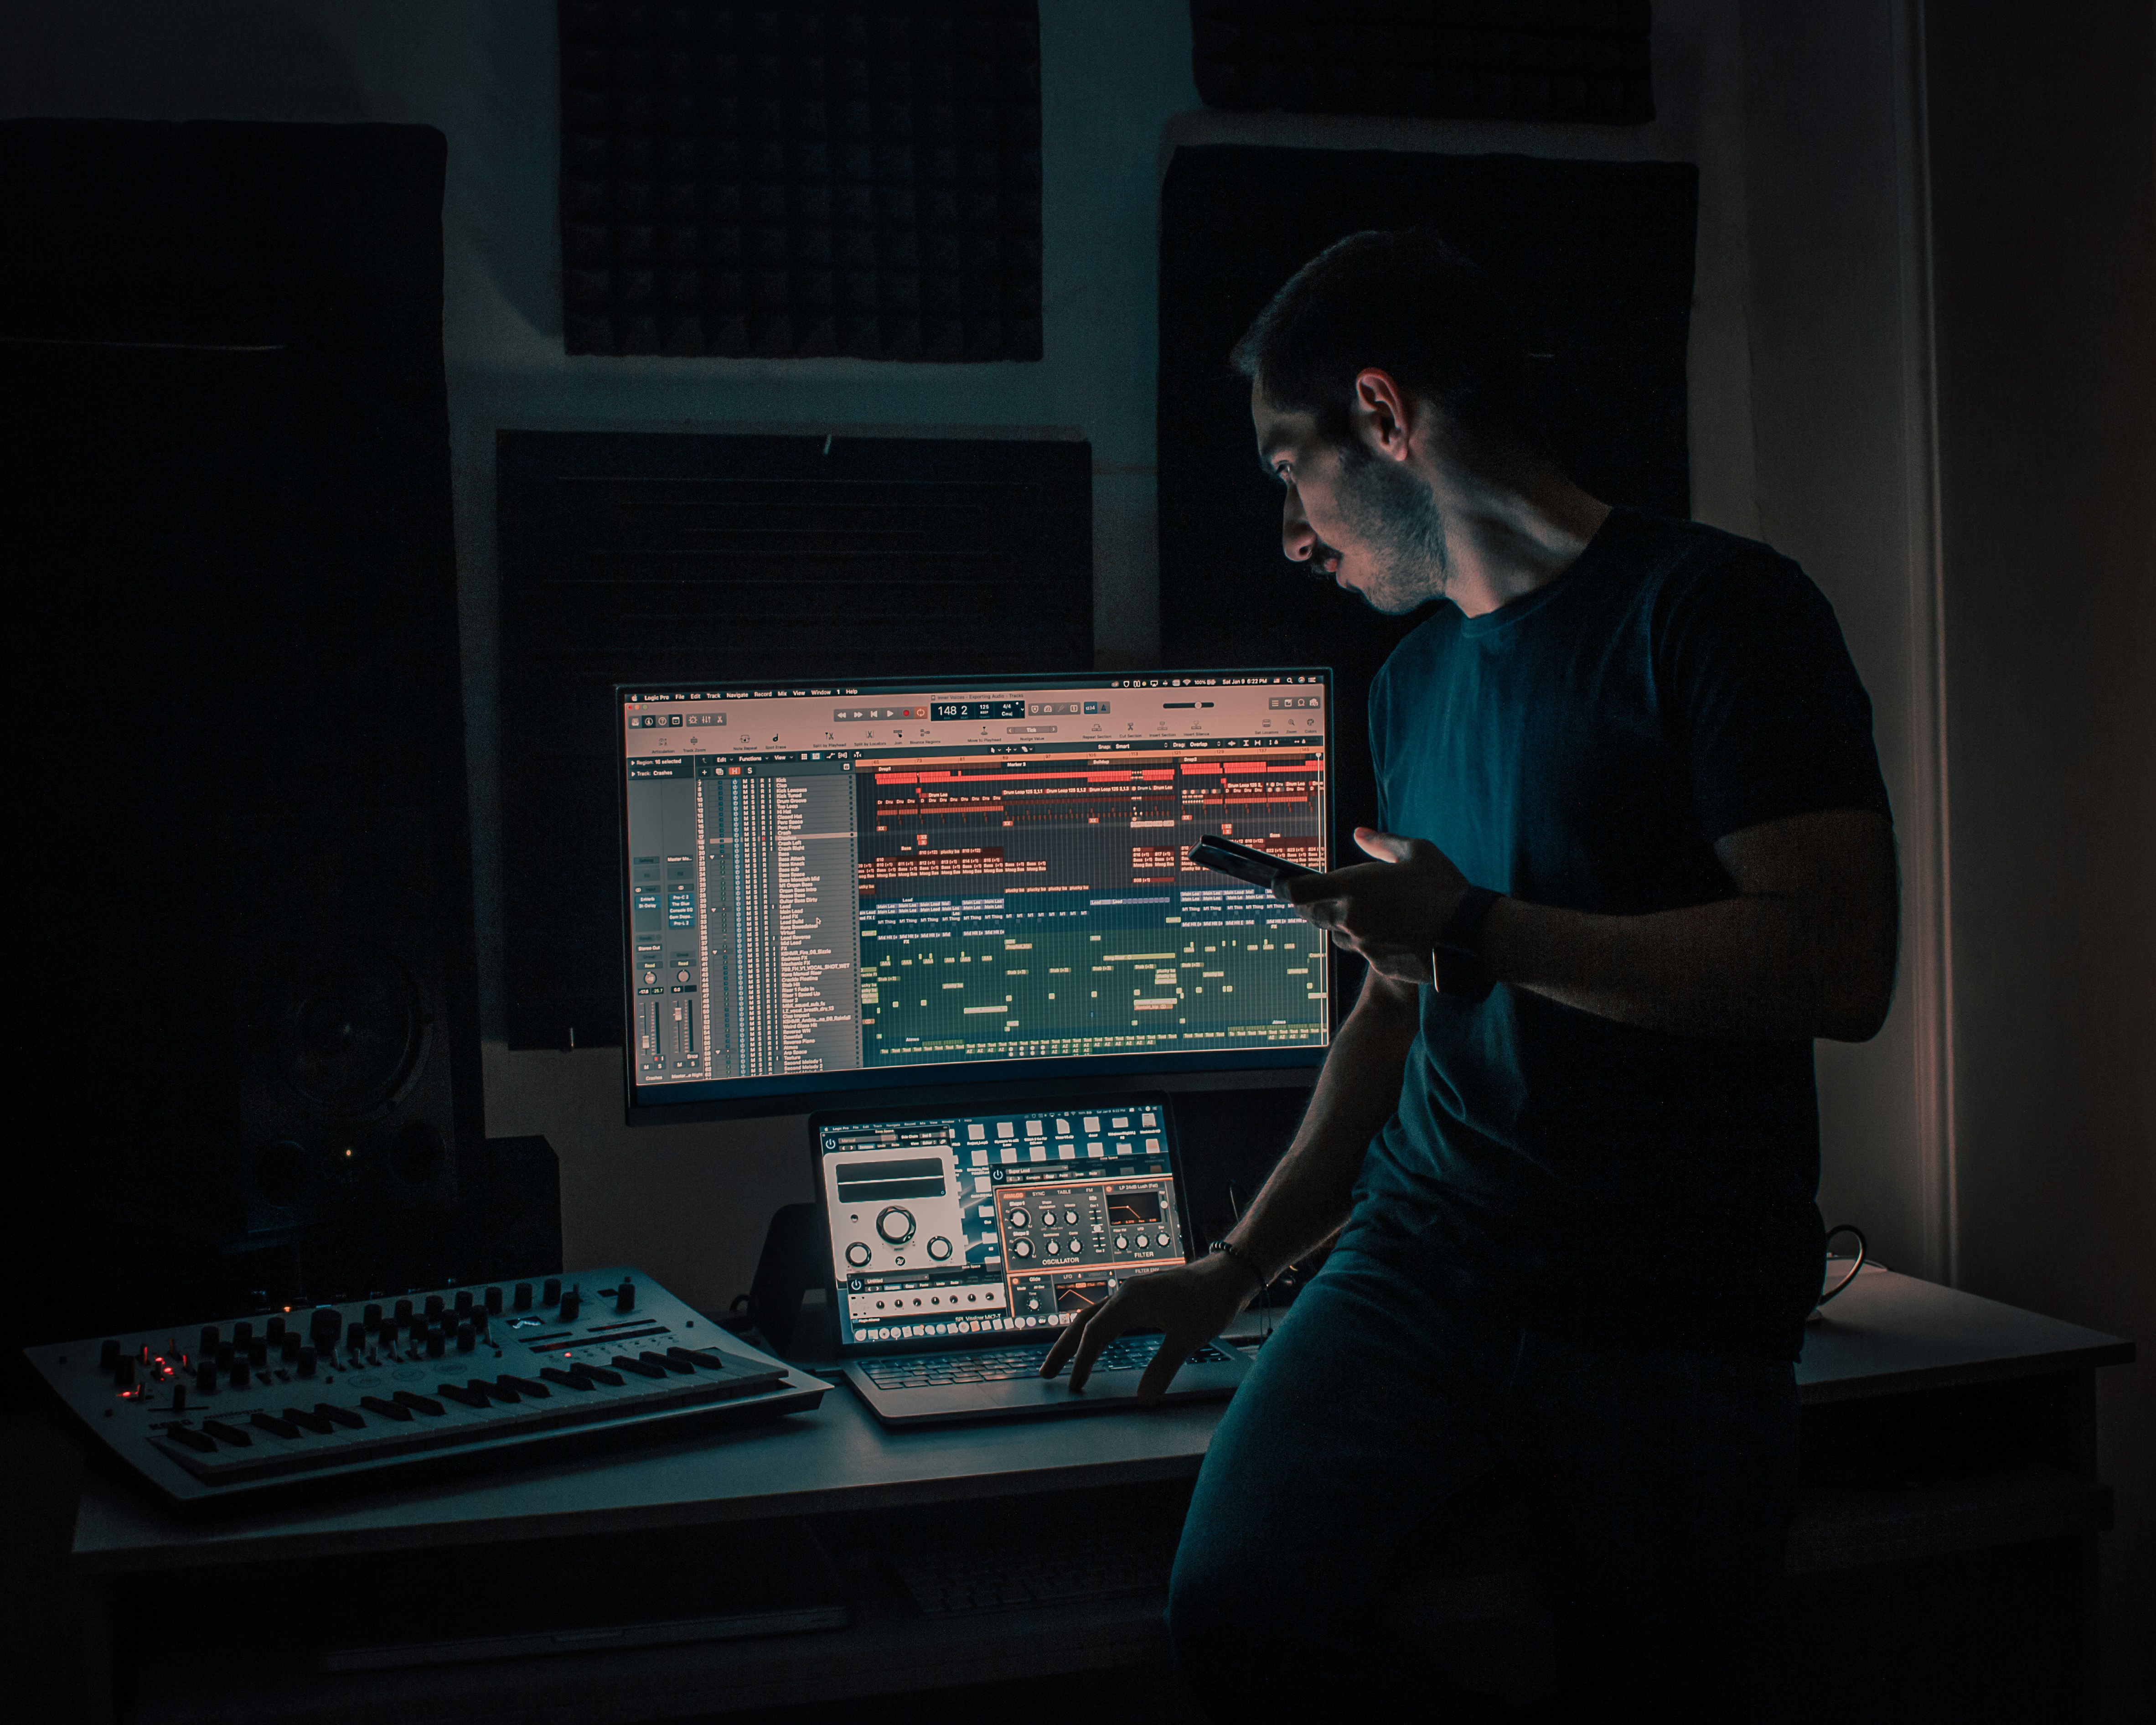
[808, 1093, 1252, 1425]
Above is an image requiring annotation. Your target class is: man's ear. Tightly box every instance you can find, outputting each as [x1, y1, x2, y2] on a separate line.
[1352, 368, 1417, 462]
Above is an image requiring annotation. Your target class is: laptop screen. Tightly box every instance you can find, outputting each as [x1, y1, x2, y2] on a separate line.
[812, 1098, 1191, 1352]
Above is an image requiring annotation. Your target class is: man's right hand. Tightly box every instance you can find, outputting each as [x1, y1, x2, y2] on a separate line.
[1039, 1250, 1260, 1402]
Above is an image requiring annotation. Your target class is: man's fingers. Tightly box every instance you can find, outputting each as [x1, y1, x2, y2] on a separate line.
[1354, 827, 1412, 862]
[1038, 1310, 1087, 1376]
[1132, 1333, 1192, 1404]
[1060, 1293, 1139, 1389]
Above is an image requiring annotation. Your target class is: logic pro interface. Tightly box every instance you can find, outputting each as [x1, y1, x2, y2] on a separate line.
[619, 670, 1332, 1111]
[816, 1100, 1189, 1347]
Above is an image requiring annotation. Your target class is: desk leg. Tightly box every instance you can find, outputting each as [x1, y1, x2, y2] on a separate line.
[79, 1576, 115, 1725]
[2071, 1370, 2101, 1725]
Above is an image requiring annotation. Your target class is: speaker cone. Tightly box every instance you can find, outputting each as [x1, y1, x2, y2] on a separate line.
[277, 941, 429, 1115]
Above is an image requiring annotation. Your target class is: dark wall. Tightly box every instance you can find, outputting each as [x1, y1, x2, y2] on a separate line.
[1923, 5, 2156, 1712]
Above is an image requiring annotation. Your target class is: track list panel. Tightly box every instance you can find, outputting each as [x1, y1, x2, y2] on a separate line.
[626, 757, 862, 1083]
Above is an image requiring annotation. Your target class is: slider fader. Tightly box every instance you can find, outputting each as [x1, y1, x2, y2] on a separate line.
[26, 1267, 823, 1512]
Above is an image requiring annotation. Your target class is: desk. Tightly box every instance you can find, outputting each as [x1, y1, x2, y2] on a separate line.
[68, 1267, 2130, 1724]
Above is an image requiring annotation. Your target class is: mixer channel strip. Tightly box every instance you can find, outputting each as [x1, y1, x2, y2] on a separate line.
[23, 1267, 824, 1507]
[149, 1348, 786, 1484]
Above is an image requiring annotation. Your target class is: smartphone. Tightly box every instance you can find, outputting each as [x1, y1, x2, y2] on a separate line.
[1187, 833, 1320, 890]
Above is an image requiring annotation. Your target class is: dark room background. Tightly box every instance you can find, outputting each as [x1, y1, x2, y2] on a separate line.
[3, 5, 2147, 1715]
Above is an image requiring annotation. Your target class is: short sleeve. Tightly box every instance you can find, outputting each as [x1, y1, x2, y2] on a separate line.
[1656, 550, 1892, 842]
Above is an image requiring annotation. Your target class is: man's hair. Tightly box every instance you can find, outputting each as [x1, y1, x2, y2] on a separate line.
[1230, 229, 1543, 457]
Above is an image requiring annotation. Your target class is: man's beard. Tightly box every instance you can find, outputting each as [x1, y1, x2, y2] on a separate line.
[1318, 449, 1449, 615]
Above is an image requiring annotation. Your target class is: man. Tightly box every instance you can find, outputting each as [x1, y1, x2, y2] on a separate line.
[1041, 230, 1897, 1718]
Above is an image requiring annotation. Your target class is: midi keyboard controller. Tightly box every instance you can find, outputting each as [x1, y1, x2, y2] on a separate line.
[25, 1266, 825, 1512]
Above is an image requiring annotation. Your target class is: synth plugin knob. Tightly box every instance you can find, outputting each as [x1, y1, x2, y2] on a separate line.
[1013, 1240, 1034, 1259]
[845, 1242, 872, 1267]
[876, 1207, 917, 1246]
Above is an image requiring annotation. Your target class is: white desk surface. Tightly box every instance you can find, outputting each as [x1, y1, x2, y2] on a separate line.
[71, 1267, 2129, 1577]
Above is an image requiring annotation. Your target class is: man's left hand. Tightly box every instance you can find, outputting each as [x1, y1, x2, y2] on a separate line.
[1279, 828, 1468, 985]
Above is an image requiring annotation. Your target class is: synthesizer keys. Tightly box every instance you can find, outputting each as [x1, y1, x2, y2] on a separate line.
[25, 1267, 824, 1511]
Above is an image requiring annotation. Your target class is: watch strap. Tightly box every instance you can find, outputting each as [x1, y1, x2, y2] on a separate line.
[1432, 885, 1502, 1002]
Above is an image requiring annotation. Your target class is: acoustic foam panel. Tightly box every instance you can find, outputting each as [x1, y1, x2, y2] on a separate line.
[496, 431, 1092, 1049]
[558, 0, 1044, 359]
[1158, 147, 1697, 876]
[1191, 0, 1653, 124]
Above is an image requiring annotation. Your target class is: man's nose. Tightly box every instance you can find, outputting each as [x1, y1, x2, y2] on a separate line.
[1281, 486, 1316, 563]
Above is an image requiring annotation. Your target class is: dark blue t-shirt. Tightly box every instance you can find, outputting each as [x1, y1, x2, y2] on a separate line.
[1334, 508, 1891, 1360]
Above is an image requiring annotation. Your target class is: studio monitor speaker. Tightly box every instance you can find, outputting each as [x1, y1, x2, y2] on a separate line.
[3, 120, 480, 1351]
[226, 807, 460, 1228]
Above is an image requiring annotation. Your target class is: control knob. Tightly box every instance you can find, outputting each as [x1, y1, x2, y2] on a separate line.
[615, 1277, 636, 1313]
[1008, 1207, 1029, 1228]
[363, 1303, 383, 1332]
[485, 1286, 504, 1315]
[875, 1207, 917, 1246]
[1012, 1239, 1034, 1259]
[456, 1321, 476, 1353]
[926, 1237, 953, 1261]
[558, 1288, 581, 1321]
[265, 1316, 286, 1344]
[844, 1242, 873, 1267]
[454, 1289, 474, 1315]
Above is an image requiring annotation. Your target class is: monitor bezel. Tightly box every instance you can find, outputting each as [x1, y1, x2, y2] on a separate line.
[807, 1090, 1197, 1360]
[617, 665, 1335, 1125]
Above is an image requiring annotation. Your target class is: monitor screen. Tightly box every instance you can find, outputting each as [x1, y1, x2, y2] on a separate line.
[618, 668, 1333, 1119]
[812, 1096, 1192, 1349]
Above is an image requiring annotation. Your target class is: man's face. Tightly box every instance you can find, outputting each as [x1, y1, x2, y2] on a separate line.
[1251, 386, 1448, 616]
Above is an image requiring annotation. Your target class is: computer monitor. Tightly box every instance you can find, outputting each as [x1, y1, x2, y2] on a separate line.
[617, 668, 1334, 1121]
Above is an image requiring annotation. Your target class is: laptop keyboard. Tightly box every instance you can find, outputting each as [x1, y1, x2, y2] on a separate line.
[892, 1529, 1181, 1615]
[861, 1338, 1231, 1391]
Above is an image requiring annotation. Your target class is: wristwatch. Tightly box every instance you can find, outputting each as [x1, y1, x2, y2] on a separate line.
[1432, 885, 1502, 1002]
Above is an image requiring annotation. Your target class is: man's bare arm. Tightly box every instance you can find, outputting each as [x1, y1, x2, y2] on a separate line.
[1039, 966, 1418, 1396]
[1218, 965, 1421, 1282]
[1481, 808, 1898, 1041]
[1287, 808, 1897, 1044]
